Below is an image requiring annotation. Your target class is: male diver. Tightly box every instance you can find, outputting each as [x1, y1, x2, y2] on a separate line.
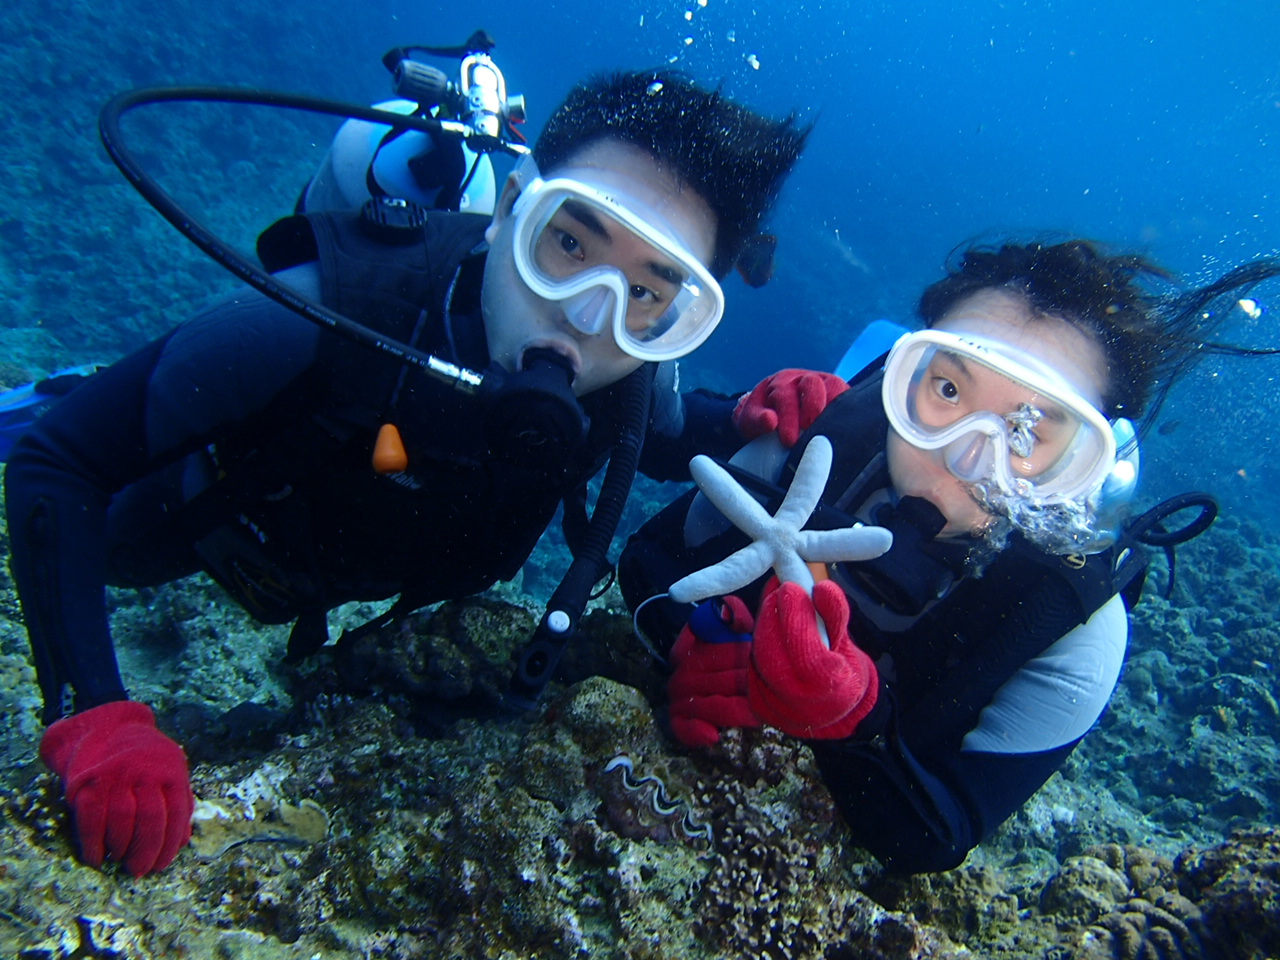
[5, 70, 807, 876]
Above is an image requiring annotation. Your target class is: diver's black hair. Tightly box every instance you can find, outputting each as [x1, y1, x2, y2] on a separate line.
[918, 239, 1280, 430]
[532, 70, 808, 280]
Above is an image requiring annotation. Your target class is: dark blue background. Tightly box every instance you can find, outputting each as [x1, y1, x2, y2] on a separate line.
[5, 0, 1279, 518]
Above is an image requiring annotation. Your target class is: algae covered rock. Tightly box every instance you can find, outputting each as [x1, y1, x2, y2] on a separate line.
[1175, 827, 1280, 958]
[1040, 855, 1134, 925]
[5, 590, 1280, 960]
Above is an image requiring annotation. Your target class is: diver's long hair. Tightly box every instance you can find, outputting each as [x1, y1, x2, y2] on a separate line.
[917, 239, 1280, 433]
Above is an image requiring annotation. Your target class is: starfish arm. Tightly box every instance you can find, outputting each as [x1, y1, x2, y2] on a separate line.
[771, 550, 815, 593]
[796, 526, 894, 564]
[689, 455, 775, 540]
[668, 540, 774, 604]
[768, 548, 829, 649]
[773, 436, 833, 529]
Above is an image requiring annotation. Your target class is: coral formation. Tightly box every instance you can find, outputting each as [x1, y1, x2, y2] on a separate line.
[5, 502, 1280, 958]
[1, 559, 1280, 959]
[1174, 828, 1280, 959]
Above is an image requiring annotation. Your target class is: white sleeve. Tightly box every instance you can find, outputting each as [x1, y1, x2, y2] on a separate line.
[961, 593, 1128, 754]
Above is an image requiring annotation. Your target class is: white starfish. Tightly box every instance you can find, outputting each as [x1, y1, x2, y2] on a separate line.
[668, 435, 893, 605]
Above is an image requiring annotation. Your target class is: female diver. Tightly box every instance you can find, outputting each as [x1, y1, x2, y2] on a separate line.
[619, 238, 1280, 873]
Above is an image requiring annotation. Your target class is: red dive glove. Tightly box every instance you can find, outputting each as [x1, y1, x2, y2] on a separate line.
[733, 369, 851, 448]
[747, 579, 879, 739]
[668, 596, 763, 747]
[39, 700, 195, 876]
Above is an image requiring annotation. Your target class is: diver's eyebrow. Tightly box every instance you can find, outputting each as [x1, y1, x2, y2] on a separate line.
[562, 200, 612, 241]
[647, 260, 684, 286]
[938, 350, 976, 381]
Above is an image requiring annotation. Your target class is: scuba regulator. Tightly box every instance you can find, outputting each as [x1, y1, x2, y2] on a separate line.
[383, 30, 527, 149]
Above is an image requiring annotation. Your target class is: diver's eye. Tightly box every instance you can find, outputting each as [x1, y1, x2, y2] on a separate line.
[555, 229, 583, 259]
[931, 377, 960, 403]
[629, 283, 660, 304]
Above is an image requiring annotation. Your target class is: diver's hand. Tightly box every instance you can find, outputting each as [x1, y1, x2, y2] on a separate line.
[748, 579, 878, 739]
[668, 596, 762, 747]
[733, 369, 850, 448]
[40, 701, 194, 876]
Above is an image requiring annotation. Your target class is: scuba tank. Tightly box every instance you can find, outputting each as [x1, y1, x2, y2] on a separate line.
[301, 30, 526, 216]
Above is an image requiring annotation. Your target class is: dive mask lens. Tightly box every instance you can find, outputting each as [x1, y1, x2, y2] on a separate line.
[882, 330, 1117, 501]
[943, 431, 998, 484]
[561, 287, 615, 336]
[510, 171, 724, 362]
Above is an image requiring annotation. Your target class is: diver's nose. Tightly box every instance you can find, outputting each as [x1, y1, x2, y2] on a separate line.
[561, 288, 614, 336]
[944, 433, 995, 483]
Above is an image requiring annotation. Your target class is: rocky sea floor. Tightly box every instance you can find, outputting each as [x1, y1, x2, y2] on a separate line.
[2, 488, 1279, 959]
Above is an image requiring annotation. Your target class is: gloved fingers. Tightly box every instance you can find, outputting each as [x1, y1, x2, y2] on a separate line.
[158, 780, 196, 871]
[124, 757, 193, 876]
[669, 661, 749, 701]
[748, 671, 843, 734]
[671, 695, 760, 747]
[670, 634, 751, 674]
[751, 658, 878, 740]
[749, 650, 870, 735]
[691, 694, 760, 730]
[67, 783, 110, 868]
[718, 594, 755, 634]
[671, 714, 723, 748]
[738, 407, 778, 442]
[764, 381, 803, 448]
[749, 677, 865, 739]
[734, 370, 849, 447]
[812, 580, 854, 647]
[122, 785, 167, 877]
[732, 386, 779, 441]
[752, 582, 863, 706]
[749, 582, 879, 738]
[101, 785, 140, 872]
[749, 653, 856, 720]
[757, 582, 837, 679]
[792, 373, 838, 447]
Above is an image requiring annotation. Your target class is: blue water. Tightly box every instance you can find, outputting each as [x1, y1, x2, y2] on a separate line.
[4, 3, 1280, 941]
[7, 0, 1279, 520]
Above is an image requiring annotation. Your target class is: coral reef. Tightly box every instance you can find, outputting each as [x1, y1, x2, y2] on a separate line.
[1174, 828, 1280, 959]
[4, 567, 1280, 958]
[4, 410, 1280, 959]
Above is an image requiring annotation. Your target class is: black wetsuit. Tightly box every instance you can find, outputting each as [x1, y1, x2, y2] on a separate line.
[5, 209, 738, 724]
[620, 370, 1130, 874]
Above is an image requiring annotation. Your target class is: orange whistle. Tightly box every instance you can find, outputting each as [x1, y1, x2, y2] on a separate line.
[372, 423, 409, 474]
